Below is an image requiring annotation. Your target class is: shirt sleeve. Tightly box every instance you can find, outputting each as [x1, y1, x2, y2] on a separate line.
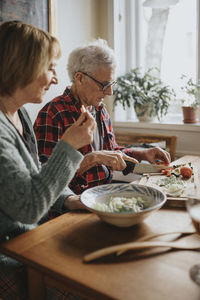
[34, 105, 66, 163]
[0, 125, 83, 224]
[69, 165, 112, 194]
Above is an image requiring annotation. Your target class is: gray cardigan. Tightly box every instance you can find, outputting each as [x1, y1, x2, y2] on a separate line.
[0, 108, 83, 243]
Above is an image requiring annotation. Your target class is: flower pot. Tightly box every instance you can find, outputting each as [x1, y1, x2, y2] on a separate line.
[135, 105, 155, 122]
[182, 106, 200, 124]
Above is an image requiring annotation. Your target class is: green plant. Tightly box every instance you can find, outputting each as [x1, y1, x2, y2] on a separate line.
[113, 68, 175, 121]
[180, 75, 200, 109]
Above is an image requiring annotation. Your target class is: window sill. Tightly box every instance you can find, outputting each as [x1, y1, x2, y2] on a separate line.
[113, 120, 200, 132]
[113, 120, 200, 158]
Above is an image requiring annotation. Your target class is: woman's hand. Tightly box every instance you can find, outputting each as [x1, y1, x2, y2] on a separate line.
[62, 111, 96, 149]
[77, 150, 138, 174]
[64, 195, 85, 210]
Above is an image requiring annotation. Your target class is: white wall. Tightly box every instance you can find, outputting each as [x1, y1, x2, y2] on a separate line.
[25, 0, 102, 123]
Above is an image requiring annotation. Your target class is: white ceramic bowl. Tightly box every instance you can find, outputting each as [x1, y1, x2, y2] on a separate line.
[81, 183, 166, 227]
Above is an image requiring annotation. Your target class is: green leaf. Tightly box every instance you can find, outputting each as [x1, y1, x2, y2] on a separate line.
[113, 67, 175, 120]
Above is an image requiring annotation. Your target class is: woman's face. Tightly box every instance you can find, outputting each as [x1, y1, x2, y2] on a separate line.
[75, 66, 116, 108]
[23, 60, 58, 104]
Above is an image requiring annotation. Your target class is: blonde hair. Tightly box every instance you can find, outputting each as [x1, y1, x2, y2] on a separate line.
[67, 38, 117, 81]
[0, 20, 61, 96]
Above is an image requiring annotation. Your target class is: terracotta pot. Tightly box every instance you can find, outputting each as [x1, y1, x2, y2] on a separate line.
[182, 106, 200, 124]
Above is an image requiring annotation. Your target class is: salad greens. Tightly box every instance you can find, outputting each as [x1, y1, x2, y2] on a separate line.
[157, 175, 186, 187]
[157, 175, 186, 196]
[93, 196, 149, 213]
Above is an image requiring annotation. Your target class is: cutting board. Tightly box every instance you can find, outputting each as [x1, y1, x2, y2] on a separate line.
[138, 164, 200, 208]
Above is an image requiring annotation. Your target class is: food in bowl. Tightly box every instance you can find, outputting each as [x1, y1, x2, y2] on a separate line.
[81, 183, 166, 227]
[93, 196, 149, 213]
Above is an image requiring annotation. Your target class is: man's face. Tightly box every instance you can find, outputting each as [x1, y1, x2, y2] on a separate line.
[76, 66, 116, 107]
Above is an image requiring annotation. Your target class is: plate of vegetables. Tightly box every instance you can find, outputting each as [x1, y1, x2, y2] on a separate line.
[157, 163, 193, 197]
[139, 163, 196, 200]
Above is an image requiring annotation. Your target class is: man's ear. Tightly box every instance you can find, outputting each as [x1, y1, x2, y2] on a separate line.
[74, 72, 83, 84]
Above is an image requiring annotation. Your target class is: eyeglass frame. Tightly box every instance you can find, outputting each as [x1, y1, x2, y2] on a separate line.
[80, 71, 117, 92]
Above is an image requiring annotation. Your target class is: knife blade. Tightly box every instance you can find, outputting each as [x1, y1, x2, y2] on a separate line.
[133, 163, 164, 174]
[123, 161, 168, 175]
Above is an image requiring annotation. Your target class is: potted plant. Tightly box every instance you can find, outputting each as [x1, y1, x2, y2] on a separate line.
[180, 75, 200, 123]
[113, 68, 175, 122]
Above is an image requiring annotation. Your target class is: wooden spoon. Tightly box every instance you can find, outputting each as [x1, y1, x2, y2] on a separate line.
[83, 233, 200, 262]
[116, 230, 194, 256]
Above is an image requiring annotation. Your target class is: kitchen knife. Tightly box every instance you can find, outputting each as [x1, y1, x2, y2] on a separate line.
[123, 161, 167, 175]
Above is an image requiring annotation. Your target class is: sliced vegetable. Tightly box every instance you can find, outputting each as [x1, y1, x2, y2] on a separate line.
[180, 166, 193, 179]
[171, 167, 181, 177]
[161, 169, 172, 177]
[157, 175, 187, 196]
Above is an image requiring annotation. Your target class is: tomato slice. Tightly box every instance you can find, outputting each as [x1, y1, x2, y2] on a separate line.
[180, 166, 193, 179]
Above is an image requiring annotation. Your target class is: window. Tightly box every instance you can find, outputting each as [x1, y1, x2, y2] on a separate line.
[112, 0, 199, 123]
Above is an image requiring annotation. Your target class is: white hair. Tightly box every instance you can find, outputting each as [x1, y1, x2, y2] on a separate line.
[67, 39, 117, 81]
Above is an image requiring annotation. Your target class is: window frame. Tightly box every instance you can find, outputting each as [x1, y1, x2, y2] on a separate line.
[107, 0, 200, 157]
[108, 0, 200, 125]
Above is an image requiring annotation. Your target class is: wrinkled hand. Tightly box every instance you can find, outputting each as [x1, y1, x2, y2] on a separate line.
[77, 150, 139, 174]
[136, 147, 171, 165]
[62, 111, 96, 149]
[64, 195, 85, 210]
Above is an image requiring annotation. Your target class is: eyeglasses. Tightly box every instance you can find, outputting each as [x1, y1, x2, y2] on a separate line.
[81, 72, 117, 92]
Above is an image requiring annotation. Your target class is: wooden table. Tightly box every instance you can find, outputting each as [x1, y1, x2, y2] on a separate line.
[1, 155, 200, 300]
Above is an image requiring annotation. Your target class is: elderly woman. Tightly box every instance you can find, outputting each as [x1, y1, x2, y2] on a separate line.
[0, 20, 95, 299]
[34, 39, 171, 204]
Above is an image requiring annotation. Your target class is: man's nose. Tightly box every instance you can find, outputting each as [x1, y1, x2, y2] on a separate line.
[103, 85, 113, 96]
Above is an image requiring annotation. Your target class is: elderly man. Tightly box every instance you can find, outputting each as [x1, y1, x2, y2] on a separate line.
[34, 39, 170, 208]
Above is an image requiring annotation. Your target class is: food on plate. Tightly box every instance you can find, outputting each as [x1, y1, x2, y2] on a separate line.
[157, 175, 187, 196]
[143, 162, 194, 197]
[160, 163, 193, 179]
[180, 166, 193, 179]
[93, 196, 149, 213]
[161, 167, 173, 177]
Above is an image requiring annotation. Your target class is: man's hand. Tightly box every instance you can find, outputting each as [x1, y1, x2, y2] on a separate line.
[77, 150, 138, 174]
[131, 147, 171, 166]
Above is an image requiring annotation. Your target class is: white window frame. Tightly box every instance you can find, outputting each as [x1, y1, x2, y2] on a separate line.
[109, 0, 200, 82]
[107, 0, 200, 157]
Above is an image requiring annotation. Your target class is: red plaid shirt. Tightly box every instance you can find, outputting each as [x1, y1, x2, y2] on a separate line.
[34, 87, 131, 194]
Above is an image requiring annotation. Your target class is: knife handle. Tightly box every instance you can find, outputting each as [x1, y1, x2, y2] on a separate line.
[122, 161, 136, 175]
